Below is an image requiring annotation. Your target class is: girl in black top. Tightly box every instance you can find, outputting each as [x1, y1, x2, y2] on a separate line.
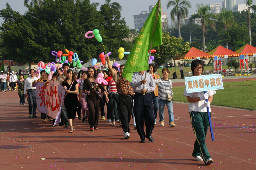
[62, 69, 79, 133]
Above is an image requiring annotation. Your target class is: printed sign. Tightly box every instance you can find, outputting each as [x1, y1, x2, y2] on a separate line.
[36, 81, 65, 118]
[185, 74, 224, 93]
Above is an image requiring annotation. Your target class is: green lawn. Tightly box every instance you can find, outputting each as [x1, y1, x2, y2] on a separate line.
[172, 80, 256, 110]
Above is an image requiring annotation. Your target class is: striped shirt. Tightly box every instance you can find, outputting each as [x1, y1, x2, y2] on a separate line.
[109, 78, 117, 93]
[155, 78, 173, 101]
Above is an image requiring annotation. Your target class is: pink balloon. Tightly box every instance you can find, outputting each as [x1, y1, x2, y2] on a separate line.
[85, 31, 95, 39]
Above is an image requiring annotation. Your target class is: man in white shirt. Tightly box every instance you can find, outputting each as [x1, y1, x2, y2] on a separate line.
[24, 69, 38, 118]
[10, 71, 18, 90]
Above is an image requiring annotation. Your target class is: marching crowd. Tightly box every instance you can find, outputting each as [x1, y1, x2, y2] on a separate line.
[6, 58, 214, 165]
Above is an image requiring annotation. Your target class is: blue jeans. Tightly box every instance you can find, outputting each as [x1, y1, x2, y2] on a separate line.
[1, 82, 6, 91]
[159, 99, 174, 124]
[152, 94, 159, 119]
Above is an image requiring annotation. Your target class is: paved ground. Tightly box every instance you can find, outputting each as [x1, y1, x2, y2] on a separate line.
[0, 88, 255, 170]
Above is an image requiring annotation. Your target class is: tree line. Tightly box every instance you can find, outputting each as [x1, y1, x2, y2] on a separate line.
[167, 0, 256, 52]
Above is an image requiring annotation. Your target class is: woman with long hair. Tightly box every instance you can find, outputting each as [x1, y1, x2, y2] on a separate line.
[62, 69, 79, 133]
[83, 67, 105, 131]
[17, 74, 25, 105]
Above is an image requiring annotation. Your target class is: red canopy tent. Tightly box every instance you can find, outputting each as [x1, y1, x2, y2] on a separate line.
[235, 44, 256, 56]
[208, 45, 239, 57]
[178, 47, 210, 59]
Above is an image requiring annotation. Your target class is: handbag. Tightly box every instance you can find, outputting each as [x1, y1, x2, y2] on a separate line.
[167, 94, 172, 102]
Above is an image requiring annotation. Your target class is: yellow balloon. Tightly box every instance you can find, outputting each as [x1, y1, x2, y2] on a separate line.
[118, 47, 125, 54]
[119, 53, 124, 60]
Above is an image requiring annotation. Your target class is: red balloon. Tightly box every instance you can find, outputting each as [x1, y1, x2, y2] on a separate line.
[68, 51, 74, 62]
[57, 51, 63, 57]
[149, 49, 156, 53]
[99, 53, 105, 65]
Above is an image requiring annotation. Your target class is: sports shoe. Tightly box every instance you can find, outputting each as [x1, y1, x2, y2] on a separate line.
[154, 119, 156, 125]
[124, 132, 130, 139]
[101, 116, 105, 120]
[111, 120, 115, 126]
[193, 156, 203, 161]
[160, 121, 164, 126]
[205, 158, 213, 165]
[107, 119, 111, 123]
[170, 122, 176, 127]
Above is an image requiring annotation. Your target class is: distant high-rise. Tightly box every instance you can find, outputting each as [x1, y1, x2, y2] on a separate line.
[134, 5, 168, 31]
[222, 0, 236, 11]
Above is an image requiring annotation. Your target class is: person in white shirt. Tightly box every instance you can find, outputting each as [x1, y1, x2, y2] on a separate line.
[184, 59, 215, 165]
[10, 71, 18, 90]
[0, 71, 7, 92]
[24, 69, 38, 118]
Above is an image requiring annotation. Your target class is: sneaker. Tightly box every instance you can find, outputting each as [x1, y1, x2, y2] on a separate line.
[107, 119, 111, 123]
[154, 119, 156, 125]
[124, 132, 130, 139]
[28, 115, 32, 119]
[170, 122, 176, 127]
[193, 156, 203, 161]
[111, 121, 115, 126]
[101, 116, 105, 120]
[205, 158, 213, 165]
[160, 121, 164, 126]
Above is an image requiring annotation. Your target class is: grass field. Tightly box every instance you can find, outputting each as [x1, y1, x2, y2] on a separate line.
[172, 80, 256, 110]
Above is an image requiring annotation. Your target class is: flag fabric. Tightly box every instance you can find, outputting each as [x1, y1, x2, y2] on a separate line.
[122, 0, 162, 82]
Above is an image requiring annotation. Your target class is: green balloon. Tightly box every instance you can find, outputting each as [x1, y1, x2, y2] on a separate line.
[95, 34, 102, 42]
[93, 29, 100, 35]
[77, 63, 82, 69]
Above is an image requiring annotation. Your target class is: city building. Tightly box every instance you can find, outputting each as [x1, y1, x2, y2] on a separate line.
[133, 5, 168, 31]
[233, 4, 249, 13]
[210, 3, 222, 14]
[222, 0, 236, 11]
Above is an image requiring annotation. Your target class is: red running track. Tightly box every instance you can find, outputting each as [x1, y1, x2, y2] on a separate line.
[0, 91, 255, 170]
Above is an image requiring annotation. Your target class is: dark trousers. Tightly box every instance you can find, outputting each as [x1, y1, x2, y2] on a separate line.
[152, 93, 159, 119]
[19, 94, 25, 104]
[87, 98, 100, 128]
[180, 70, 184, 79]
[134, 93, 155, 140]
[190, 111, 211, 161]
[108, 93, 119, 121]
[27, 89, 37, 116]
[60, 104, 69, 126]
[118, 94, 133, 133]
[10, 82, 16, 90]
[100, 96, 106, 117]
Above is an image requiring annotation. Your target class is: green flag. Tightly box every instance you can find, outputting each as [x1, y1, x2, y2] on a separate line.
[123, 0, 162, 82]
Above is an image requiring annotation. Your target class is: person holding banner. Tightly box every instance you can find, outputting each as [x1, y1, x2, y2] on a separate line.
[184, 59, 215, 165]
[131, 71, 156, 143]
[34, 70, 49, 120]
[62, 69, 79, 133]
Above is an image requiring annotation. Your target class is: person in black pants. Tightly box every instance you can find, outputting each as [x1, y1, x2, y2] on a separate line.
[131, 71, 156, 143]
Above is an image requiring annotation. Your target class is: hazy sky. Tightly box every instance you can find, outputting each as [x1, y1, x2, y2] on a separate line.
[0, 0, 250, 28]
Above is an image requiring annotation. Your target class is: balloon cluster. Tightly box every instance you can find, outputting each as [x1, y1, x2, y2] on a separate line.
[85, 29, 103, 43]
[38, 61, 62, 80]
[51, 49, 83, 69]
[118, 47, 130, 60]
[99, 52, 111, 65]
[95, 73, 108, 85]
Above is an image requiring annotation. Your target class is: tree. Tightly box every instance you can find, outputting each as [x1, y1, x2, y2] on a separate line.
[191, 4, 215, 52]
[167, 0, 191, 38]
[246, 0, 253, 45]
[155, 33, 190, 65]
[100, 0, 130, 58]
[216, 10, 235, 48]
[1, 0, 131, 65]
